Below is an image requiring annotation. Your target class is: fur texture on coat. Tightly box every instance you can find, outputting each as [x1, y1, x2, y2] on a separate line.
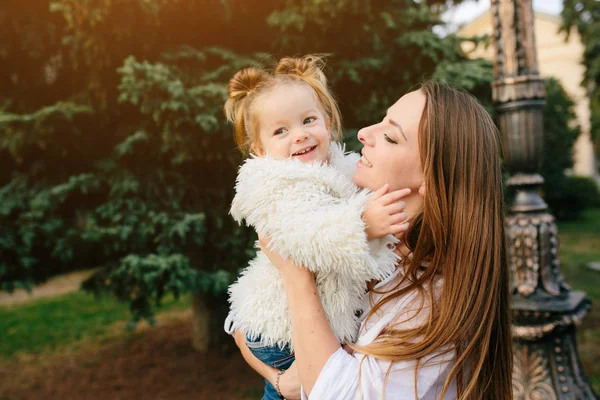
[227, 142, 398, 349]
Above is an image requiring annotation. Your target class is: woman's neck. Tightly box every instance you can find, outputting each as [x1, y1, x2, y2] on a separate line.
[394, 243, 411, 261]
[404, 192, 423, 219]
[394, 193, 421, 262]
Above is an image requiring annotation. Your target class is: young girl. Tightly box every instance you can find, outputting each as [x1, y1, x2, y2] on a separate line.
[223, 55, 408, 400]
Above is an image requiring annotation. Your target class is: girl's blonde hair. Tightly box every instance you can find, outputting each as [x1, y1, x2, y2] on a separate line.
[224, 55, 342, 155]
[353, 81, 512, 400]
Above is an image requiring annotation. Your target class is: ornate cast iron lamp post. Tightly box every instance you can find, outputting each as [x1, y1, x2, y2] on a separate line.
[491, 0, 597, 398]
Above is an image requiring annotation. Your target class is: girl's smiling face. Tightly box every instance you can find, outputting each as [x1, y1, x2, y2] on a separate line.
[353, 90, 426, 194]
[254, 83, 330, 163]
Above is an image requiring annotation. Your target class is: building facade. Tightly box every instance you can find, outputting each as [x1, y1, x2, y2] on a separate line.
[458, 11, 598, 181]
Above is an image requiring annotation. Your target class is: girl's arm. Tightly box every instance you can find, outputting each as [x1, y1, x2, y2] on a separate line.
[258, 237, 340, 395]
[232, 158, 408, 282]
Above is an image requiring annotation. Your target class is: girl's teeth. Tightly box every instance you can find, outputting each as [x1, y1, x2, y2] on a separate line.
[294, 146, 314, 155]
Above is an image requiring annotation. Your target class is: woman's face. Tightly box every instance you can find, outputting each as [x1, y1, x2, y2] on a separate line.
[353, 90, 426, 194]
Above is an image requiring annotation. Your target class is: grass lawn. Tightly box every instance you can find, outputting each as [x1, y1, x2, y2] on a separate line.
[0, 209, 598, 397]
[0, 291, 260, 399]
[557, 208, 600, 393]
[0, 290, 191, 358]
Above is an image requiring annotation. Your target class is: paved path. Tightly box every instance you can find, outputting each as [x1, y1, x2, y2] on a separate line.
[587, 262, 600, 272]
[0, 269, 96, 307]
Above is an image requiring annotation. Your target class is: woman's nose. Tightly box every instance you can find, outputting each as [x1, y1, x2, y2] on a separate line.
[357, 127, 372, 145]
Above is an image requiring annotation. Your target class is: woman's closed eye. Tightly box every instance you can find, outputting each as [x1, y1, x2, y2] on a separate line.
[384, 134, 398, 144]
[303, 116, 316, 124]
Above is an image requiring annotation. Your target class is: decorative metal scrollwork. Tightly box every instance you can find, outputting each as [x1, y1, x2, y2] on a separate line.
[507, 216, 539, 296]
[513, 346, 558, 400]
[506, 214, 569, 297]
[492, 0, 596, 397]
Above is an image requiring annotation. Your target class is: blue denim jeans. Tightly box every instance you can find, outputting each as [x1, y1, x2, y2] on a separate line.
[246, 336, 295, 400]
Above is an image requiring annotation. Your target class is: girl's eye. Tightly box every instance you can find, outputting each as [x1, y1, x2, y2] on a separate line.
[384, 134, 398, 144]
[303, 117, 316, 124]
[274, 128, 286, 135]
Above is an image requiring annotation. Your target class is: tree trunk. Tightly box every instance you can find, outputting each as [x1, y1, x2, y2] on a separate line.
[191, 292, 210, 352]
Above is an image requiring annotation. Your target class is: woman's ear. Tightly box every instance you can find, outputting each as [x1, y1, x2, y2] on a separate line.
[418, 183, 426, 198]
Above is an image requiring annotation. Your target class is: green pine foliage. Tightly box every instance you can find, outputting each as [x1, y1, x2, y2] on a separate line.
[0, 0, 498, 326]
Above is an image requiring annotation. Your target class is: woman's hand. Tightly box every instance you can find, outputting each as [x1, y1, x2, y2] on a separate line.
[231, 330, 281, 389]
[233, 329, 301, 399]
[278, 362, 301, 399]
[258, 235, 314, 280]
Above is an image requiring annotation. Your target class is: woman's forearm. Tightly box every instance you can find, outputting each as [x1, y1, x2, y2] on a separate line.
[281, 268, 341, 395]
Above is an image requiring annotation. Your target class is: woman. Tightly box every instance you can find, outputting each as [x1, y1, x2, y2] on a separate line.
[233, 80, 513, 400]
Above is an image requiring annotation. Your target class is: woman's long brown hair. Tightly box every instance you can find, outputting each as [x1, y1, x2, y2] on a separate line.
[353, 80, 512, 399]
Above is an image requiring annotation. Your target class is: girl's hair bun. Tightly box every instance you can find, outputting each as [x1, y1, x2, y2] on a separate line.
[224, 66, 270, 152]
[274, 55, 327, 85]
[227, 66, 269, 101]
[224, 55, 341, 155]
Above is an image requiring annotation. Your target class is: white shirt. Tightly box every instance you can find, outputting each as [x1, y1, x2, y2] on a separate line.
[301, 269, 457, 400]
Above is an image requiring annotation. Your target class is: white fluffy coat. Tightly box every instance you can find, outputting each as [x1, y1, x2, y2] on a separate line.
[227, 142, 398, 350]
